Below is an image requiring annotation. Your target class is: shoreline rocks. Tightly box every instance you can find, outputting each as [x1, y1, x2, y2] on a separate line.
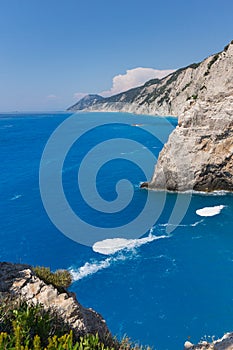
[184, 332, 233, 349]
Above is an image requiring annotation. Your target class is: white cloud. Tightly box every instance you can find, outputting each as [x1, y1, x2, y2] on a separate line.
[101, 67, 175, 97]
[47, 94, 57, 100]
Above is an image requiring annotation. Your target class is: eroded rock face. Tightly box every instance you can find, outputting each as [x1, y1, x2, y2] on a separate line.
[0, 262, 112, 343]
[149, 43, 233, 192]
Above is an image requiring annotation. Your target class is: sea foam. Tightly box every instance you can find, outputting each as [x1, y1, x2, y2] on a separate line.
[70, 231, 169, 281]
[196, 205, 225, 217]
[92, 233, 167, 255]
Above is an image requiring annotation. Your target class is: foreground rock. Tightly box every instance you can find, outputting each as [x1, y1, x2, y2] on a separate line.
[185, 332, 233, 349]
[0, 262, 112, 344]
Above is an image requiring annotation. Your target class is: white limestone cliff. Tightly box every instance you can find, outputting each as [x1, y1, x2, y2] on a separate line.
[149, 42, 233, 191]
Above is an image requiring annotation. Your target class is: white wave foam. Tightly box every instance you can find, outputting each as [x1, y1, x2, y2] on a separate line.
[190, 220, 204, 227]
[10, 194, 22, 201]
[70, 259, 111, 281]
[196, 205, 225, 217]
[70, 229, 169, 281]
[92, 233, 167, 255]
[159, 220, 203, 228]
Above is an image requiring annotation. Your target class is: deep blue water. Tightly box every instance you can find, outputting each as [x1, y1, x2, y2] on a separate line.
[1, 112, 233, 350]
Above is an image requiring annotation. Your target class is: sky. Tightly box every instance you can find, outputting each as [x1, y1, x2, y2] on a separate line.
[0, 0, 233, 111]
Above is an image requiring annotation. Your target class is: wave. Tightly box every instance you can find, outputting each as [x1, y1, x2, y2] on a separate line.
[159, 220, 203, 228]
[196, 205, 225, 217]
[92, 232, 167, 255]
[10, 194, 22, 201]
[0, 124, 13, 129]
[185, 190, 229, 196]
[70, 259, 112, 281]
[70, 229, 169, 281]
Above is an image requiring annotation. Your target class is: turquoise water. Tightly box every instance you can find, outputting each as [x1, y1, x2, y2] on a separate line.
[1, 112, 233, 350]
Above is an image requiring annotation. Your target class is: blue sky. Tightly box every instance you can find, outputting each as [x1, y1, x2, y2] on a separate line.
[0, 0, 233, 111]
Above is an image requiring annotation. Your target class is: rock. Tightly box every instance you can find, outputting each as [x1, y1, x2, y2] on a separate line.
[149, 41, 233, 192]
[140, 182, 149, 188]
[0, 262, 112, 344]
[190, 332, 233, 349]
[184, 341, 194, 349]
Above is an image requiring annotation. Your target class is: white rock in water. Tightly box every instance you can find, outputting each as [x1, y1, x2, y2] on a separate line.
[184, 340, 194, 349]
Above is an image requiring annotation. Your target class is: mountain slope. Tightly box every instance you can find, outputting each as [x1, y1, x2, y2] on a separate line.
[67, 56, 218, 116]
[68, 94, 104, 111]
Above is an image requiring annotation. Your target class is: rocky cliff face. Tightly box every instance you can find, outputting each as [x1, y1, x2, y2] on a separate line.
[149, 42, 233, 191]
[0, 262, 111, 343]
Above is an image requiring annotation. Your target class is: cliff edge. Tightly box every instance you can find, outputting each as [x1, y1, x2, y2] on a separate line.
[0, 262, 112, 343]
[149, 41, 233, 192]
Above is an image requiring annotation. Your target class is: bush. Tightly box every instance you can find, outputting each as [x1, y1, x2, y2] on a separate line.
[0, 297, 70, 347]
[0, 296, 151, 350]
[33, 266, 72, 291]
[0, 296, 115, 349]
[0, 328, 115, 350]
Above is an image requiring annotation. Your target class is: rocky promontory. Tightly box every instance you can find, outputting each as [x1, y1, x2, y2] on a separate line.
[149, 41, 233, 192]
[69, 41, 233, 192]
[0, 262, 112, 343]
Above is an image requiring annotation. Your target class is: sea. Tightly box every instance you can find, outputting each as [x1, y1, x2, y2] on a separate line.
[1, 112, 233, 350]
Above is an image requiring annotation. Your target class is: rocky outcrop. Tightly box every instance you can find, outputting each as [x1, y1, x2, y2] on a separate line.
[149, 42, 233, 191]
[184, 332, 233, 349]
[0, 262, 112, 343]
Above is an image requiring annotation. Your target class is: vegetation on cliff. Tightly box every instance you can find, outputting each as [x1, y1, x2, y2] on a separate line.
[0, 296, 115, 350]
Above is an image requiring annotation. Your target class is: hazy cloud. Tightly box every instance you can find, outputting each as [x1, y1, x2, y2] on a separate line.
[101, 67, 175, 97]
[47, 94, 57, 100]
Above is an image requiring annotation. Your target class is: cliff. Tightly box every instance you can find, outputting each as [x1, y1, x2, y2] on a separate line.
[0, 262, 112, 343]
[69, 41, 233, 192]
[68, 42, 233, 120]
[149, 41, 233, 192]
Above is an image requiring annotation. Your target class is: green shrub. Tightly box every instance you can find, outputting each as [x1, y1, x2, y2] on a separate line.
[0, 297, 151, 350]
[0, 297, 70, 347]
[33, 266, 72, 291]
[207, 53, 219, 70]
[0, 328, 115, 350]
[0, 297, 115, 349]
